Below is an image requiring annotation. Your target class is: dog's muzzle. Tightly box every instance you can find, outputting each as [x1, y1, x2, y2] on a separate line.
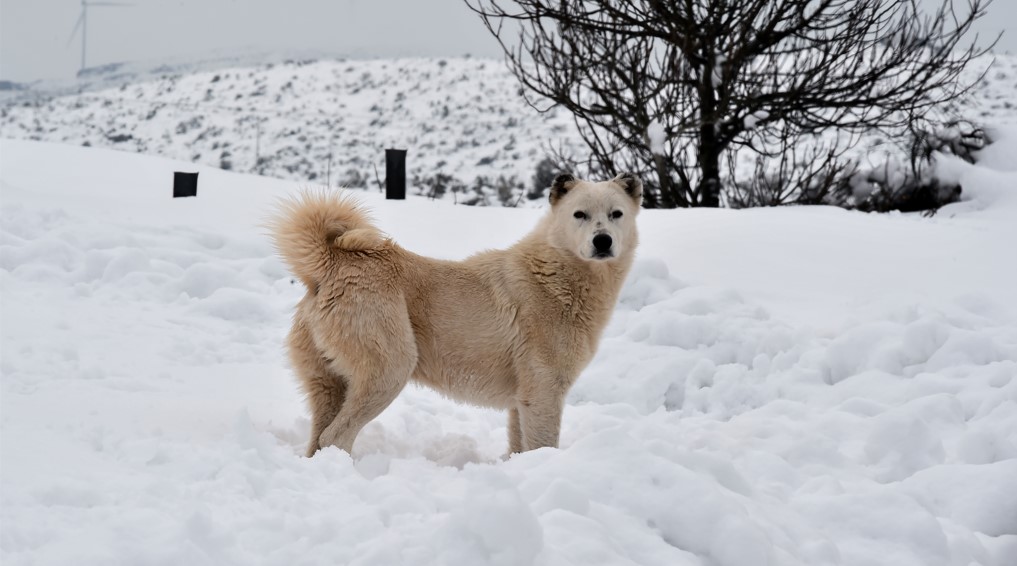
[592, 233, 613, 259]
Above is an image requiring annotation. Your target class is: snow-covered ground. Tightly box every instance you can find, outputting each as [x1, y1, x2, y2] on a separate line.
[2, 132, 1016, 565]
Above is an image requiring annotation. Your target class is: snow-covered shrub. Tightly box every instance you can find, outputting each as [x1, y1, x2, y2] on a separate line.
[469, 175, 526, 206]
[910, 119, 989, 166]
[725, 119, 990, 213]
[413, 172, 467, 201]
[850, 166, 962, 213]
[412, 173, 530, 206]
[530, 156, 557, 201]
[337, 167, 369, 190]
[851, 121, 989, 213]
[726, 150, 855, 209]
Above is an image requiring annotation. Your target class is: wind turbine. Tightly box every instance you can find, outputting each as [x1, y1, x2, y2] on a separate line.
[66, 0, 134, 74]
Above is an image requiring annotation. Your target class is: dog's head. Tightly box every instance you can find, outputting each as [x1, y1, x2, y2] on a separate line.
[546, 172, 641, 263]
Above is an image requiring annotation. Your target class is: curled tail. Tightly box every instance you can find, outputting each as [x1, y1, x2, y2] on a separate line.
[271, 191, 385, 288]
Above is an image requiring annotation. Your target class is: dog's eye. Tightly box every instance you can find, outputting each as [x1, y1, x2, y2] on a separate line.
[611, 210, 623, 219]
[573, 211, 587, 220]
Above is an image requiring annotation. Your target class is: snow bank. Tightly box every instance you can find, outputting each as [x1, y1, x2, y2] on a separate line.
[2, 139, 1016, 565]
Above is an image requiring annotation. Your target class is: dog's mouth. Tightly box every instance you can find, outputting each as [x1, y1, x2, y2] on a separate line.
[592, 251, 614, 260]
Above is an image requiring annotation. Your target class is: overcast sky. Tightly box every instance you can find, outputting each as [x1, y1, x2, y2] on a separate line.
[0, 0, 1012, 82]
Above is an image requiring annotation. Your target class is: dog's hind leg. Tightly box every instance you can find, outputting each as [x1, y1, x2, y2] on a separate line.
[317, 301, 417, 455]
[318, 368, 409, 454]
[288, 318, 349, 457]
[304, 374, 348, 457]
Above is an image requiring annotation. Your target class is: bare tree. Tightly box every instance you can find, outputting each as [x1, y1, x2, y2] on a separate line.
[467, 0, 997, 208]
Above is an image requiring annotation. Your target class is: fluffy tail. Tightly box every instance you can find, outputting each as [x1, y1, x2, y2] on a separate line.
[270, 191, 384, 288]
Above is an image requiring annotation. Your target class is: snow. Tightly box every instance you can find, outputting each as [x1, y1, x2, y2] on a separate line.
[2, 133, 1017, 566]
[648, 120, 666, 156]
[743, 110, 770, 130]
[711, 55, 727, 89]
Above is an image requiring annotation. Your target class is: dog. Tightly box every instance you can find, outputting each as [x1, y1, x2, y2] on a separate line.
[272, 173, 641, 457]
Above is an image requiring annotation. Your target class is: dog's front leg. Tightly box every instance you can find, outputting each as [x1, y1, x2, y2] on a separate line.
[508, 408, 524, 454]
[517, 393, 566, 451]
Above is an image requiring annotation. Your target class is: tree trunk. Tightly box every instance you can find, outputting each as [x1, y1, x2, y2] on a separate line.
[696, 49, 723, 208]
[697, 84, 722, 208]
[652, 152, 680, 208]
[697, 128, 722, 208]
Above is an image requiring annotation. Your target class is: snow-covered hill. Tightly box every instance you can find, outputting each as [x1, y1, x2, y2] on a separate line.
[5, 54, 1016, 207]
[0, 57, 586, 204]
[2, 134, 1016, 565]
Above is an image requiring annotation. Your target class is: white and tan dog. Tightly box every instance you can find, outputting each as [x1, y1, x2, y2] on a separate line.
[272, 173, 641, 456]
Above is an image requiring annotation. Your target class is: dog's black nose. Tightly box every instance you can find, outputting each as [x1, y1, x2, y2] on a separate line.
[593, 233, 613, 253]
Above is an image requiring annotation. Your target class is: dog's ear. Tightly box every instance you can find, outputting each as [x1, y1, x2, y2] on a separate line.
[613, 172, 643, 203]
[549, 173, 576, 206]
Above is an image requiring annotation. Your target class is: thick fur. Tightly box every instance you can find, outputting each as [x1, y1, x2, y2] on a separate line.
[272, 174, 642, 456]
